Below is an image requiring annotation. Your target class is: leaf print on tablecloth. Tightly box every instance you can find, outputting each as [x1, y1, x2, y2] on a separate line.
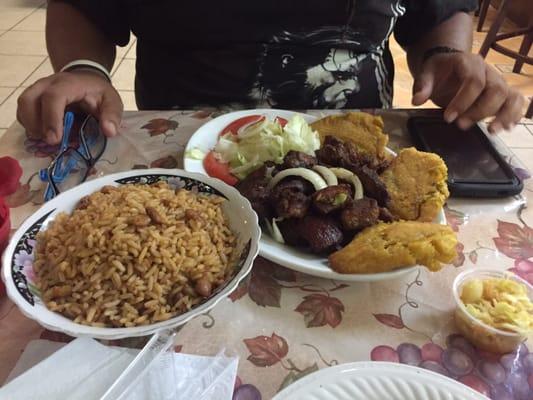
[150, 155, 177, 169]
[295, 294, 344, 328]
[373, 313, 404, 329]
[445, 206, 466, 232]
[190, 110, 212, 119]
[248, 258, 293, 307]
[493, 220, 533, 260]
[229, 276, 249, 302]
[132, 164, 149, 169]
[468, 250, 478, 264]
[141, 118, 178, 136]
[269, 262, 297, 282]
[452, 243, 465, 267]
[278, 363, 319, 392]
[248, 267, 281, 307]
[244, 333, 289, 367]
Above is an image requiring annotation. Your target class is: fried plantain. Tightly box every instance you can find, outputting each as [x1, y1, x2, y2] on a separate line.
[329, 221, 457, 274]
[380, 147, 449, 222]
[311, 112, 389, 161]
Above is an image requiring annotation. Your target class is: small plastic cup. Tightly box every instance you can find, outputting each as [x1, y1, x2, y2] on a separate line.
[452, 268, 533, 354]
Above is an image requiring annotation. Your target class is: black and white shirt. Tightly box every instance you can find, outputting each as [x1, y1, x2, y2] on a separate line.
[64, 0, 477, 110]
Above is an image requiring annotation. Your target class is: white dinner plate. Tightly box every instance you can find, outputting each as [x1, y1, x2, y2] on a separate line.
[1, 169, 261, 339]
[273, 362, 489, 400]
[184, 109, 446, 282]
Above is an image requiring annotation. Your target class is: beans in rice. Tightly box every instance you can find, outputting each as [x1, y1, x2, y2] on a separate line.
[33, 182, 237, 327]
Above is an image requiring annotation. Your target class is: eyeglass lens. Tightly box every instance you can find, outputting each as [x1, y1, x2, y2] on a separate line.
[81, 116, 106, 161]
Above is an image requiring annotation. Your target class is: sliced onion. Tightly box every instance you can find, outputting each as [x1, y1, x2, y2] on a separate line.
[264, 218, 285, 244]
[329, 167, 364, 200]
[312, 165, 338, 186]
[267, 168, 327, 191]
[271, 218, 285, 244]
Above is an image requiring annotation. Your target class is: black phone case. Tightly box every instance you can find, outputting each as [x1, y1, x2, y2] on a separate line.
[407, 116, 523, 198]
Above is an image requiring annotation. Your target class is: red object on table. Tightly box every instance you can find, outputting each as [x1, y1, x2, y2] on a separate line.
[0, 156, 23, 197]
[0, 196, 10, 297]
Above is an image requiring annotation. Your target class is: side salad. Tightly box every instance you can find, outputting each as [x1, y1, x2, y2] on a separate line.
[187, 114, 320, 185]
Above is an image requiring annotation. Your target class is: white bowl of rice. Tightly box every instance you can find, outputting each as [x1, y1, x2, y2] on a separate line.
[1, 169, 260, 339]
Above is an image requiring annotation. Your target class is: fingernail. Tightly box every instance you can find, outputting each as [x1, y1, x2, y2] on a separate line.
[445, 111, 458, 123]
[103, 120, 117, 137]
[457, 118, 472, 130]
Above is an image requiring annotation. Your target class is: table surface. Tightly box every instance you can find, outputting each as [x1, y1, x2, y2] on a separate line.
[1, 109, 533, 400]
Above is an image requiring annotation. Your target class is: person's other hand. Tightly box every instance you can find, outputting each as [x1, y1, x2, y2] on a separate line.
[412, 52, 525, 133]
[17, 70, 123, 144]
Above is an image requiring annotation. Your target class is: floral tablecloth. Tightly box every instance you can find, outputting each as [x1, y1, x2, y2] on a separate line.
[1, 109, 533, 400]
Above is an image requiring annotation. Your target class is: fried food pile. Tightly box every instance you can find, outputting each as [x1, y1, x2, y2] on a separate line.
[236, 111, 456, 274]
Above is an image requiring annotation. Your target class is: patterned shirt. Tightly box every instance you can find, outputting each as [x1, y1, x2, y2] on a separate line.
[64, 0, 477, 110]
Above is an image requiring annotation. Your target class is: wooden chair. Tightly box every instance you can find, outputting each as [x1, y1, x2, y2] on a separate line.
[476, 0, 492, 32]
[478, 0, 533, 74]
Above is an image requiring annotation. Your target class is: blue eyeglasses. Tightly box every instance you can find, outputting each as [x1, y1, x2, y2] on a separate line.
[40, 112, 107, 201]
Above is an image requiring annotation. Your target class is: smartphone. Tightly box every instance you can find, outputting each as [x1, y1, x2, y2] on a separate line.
[408, 116, 523, 198]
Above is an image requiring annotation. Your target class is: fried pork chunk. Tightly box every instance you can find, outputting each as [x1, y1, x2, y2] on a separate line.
[329, 221, 457, 274]
[380, 147, 449, 222]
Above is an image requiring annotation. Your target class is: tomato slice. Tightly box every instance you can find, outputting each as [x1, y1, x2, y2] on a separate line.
[203, 151, 238, 186]
[220, 115, 264, 137]
[275, 117, 288, 127]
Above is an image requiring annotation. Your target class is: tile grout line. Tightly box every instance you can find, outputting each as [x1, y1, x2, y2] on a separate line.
[111, 39, 136, 76]
[20, 56, 49, 87]
[0, 83, 30, 127]
[0, 55, 48, 114]
[8, 2, 46, 32]
[0, 87, 16, 107]
[123, 40, 137, 59]
[111, 56, 127, 78]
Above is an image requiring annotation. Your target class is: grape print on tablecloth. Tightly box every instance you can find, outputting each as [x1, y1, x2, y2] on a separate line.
[370, 334, 533, 399]
[233, 375, 262, 400]
[493, 214, 533, 285]
[510, 259, 533, 286]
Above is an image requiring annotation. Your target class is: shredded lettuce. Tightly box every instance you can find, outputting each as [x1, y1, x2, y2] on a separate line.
[213, 115, 320, 179]
[185, 147, 206, 160]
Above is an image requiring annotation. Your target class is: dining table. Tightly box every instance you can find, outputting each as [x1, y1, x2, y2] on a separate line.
[1, 108, 533, 400]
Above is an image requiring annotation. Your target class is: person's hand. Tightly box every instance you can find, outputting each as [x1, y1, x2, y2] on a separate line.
[412, 52, 525, 133]
[17, 70, 123, 144]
